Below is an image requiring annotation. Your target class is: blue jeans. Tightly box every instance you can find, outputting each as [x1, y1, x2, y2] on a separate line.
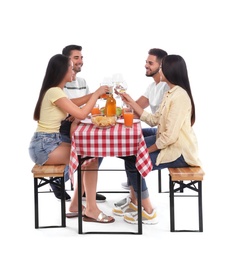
[142, 127, 157, 137]
[123, 127, 158, 187]
[29, 132, 62, 165]
[121, 127, 189, 199]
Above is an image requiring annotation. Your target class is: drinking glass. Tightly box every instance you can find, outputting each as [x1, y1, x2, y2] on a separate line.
[91, 104, 101, 115]
[112, 73, 127, 98]
[123, 107, 133, 128]
[100, 77, 113, 99]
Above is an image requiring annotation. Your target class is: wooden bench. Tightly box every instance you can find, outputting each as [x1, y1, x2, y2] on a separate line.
[168, 166, 205, 232]
[31, 164, 66, 229]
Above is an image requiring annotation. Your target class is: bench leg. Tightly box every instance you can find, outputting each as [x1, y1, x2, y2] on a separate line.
[198, 181, 203, 232]
[158, 169, 162, 193]
[60, 176, 66, 227]
[169, 175, 175, 232]
[169, 177, 203, 232]
[34, 178, 39, 229]
[34, 176, 66, 228]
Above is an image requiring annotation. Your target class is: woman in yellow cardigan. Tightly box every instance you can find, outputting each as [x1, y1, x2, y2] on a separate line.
[114, 54, 201, 225]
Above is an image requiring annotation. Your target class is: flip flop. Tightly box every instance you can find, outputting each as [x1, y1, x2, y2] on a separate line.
[83, 212, 115, 223]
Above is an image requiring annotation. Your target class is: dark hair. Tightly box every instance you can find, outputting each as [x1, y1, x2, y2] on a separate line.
[148, 48, 168, 63]
[161, 55, 195, 125]
[33, 54, 70, 121]
[62, 45, 82, 57]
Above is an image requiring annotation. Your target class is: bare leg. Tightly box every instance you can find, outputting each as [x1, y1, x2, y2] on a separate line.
[70, 118, 80, 137]
[45, 142, 71, 165]
[140, 197, 154, 214]
[68, 158, 114, 222]
[129, 186, 137, 204]
[83, 159, 114, 222]
[83, 159, 101, 219]
[68, 171, 85, 213]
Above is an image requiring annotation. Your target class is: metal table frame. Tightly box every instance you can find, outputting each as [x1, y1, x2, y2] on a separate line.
[77, 156, 142, 234]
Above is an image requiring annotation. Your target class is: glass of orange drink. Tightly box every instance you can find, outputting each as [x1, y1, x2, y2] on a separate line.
[123, 107, 133, 128]
[91, 104, 101, 115]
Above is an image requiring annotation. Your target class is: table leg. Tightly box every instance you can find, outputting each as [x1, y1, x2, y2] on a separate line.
[78, 155, 83, 234]
[137, 171, 142, 234]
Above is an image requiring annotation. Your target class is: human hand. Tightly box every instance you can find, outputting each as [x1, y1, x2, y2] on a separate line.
[66, 115, 75, 122]
[121, 92, 143, 118]
[96, 85, 110, 97]
[114, 87, 119, 96]
[120, 92, 134, 105]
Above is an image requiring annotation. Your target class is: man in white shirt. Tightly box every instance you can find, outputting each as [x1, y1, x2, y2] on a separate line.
[64, 77, 90, 98]
[50, 45, 106, 204]
[135, 48, 169, 115]
[115, 48, 169, 214]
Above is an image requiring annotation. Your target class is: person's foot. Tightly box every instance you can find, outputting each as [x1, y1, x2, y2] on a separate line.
[124, 208, 158, 224]
[66, 206, 86, 218]
[112, 196, 137, 216]
[82, 192, 106, 203]
[50, 183, 71, 201]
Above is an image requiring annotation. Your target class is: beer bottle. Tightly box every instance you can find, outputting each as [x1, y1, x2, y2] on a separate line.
[105, 93, 116, 116]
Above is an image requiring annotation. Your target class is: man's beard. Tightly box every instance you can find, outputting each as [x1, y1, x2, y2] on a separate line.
[74, 65, 82, 73]
[146, 67, 159, 77]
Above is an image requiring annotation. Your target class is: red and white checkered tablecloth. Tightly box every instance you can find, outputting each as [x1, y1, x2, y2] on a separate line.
[69, 122, 153, 182]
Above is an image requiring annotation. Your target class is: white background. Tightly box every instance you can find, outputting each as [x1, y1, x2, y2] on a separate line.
[0, 0, 230, 259]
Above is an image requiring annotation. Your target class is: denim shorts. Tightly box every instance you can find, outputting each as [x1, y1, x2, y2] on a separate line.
[29, 132, 62, 165]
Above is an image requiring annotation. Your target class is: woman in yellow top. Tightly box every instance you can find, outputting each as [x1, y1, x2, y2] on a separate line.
[114, 54, 201, 225]
[29, 54, 114, 223]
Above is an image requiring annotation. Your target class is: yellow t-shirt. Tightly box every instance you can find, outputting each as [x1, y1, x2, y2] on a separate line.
[36, 87, 67, 133]
[140, 85, 201, 167]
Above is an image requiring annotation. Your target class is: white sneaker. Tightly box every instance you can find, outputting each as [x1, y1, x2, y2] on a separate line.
[121, 182, 130, 190]
[113, 197, 138, 216]
[124, 208, 158, 225]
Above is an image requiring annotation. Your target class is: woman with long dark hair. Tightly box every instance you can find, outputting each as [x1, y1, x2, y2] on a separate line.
[29, 54, 115, 223]
[114, 55, 201, 225]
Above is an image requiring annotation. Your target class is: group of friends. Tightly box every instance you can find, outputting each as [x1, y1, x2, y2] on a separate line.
[29, 45, 201, 224]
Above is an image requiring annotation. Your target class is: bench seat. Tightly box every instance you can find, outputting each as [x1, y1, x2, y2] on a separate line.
[168, 166, 205, 232]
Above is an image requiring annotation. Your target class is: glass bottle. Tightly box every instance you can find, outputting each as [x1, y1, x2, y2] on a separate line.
[105, 93, 116, 116]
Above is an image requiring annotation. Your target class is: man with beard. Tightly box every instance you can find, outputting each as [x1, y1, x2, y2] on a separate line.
[50, 45, 106, 207]
[114, 48, 169, 215]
